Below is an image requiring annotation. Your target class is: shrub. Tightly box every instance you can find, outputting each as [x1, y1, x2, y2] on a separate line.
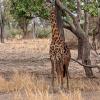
[36, 27, 51, 38]
[9, 29, 22, 38]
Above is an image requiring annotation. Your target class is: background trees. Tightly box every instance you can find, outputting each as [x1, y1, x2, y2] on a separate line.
[8, 0, 50, 38]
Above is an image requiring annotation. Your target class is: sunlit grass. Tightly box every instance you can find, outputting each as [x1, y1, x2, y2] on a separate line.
[0, 71, 99, 100]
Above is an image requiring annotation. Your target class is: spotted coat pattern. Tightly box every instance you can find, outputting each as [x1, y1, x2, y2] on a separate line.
[49, 7, 71, 89]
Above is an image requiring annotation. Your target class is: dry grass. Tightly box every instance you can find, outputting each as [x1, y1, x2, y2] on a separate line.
[0, 72, 83, 100]
[0, 71, 100, 100]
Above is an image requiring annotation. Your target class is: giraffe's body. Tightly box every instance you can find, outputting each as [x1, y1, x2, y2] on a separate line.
[49, 7, 71, 89]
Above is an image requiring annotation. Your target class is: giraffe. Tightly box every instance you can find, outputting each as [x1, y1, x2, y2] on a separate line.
[49, 6, 71, 90]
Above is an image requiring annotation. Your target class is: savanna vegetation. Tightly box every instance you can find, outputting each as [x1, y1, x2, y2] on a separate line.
[0, 0, 100, 100]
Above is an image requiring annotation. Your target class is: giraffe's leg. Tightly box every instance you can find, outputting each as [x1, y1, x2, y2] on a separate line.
[57, 74, 60, 88]
[66, 66, 69, 90]
[60, 63, 64, 89]
[56, 62, 60, 88]
[51, 60, 55, 91]
[61, 71, 64, 89]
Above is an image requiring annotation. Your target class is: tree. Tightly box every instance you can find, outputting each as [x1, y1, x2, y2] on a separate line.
[47, 0, 100, 77]
[9, 0, 50, 38]
[62, 0, 100, 77]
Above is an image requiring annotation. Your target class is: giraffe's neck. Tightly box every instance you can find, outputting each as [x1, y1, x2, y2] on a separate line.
[50, 7, 60, 41]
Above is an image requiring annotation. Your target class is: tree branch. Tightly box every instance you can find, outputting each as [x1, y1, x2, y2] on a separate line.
[55, 0, 75, 20]
[71, 58, 100, 71]
[63, 19, 76, 31]
[63, 20, 83, 38]
[55, 0, 83, 31]
[63, 24, 73, 32]
[76, 0, 82, 22]
[84, 0, 89, 34]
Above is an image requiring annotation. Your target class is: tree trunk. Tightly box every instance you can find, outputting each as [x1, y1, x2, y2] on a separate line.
[22, 21, 28, 39]
[77, 38, 83, 60]
[23, 28, 28, 39]
[76, 29, 93, 77]
[82, 38, 93, 77]
[55, 1, 65, 40]
[32, 18, 36, 39]
[0, 9, 4, 43]
[97, 9, 100, 48]
[0, 24, 4, 43]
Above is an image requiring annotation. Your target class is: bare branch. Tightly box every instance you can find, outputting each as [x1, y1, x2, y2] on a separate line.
[76, 0, 82, 22]
[84, 0, 89, 34]
[63, 24, 73, 32]
[63, 19, 76, 31]
[55, 0, 83, 31]
[71, 58, 100, 71]
[55, 0, 75, 20]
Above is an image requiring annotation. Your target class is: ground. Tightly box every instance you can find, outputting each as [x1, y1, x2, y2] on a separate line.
[0, 39, 100, 100]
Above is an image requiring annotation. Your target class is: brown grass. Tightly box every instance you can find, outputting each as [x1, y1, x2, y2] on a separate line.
[0, 71, 100, 100]
[5, 72, 83, 100]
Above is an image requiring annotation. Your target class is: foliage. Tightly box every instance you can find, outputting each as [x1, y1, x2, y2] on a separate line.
[10, 0, 50, 20]
[3, 0, 14, 25]
[36, 27, 50, 38]
[62, 0, 99, 17]
[9, 0, 50, 37]
[3, 0, 100, 39]
[63, 0, 77, 12]
[9, 28, 22, 38]
[83, 1, 98, 16]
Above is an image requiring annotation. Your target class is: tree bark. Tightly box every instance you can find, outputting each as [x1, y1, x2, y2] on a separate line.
[77, 38, 83, 59]
[18, 18, 29, 39]
[32, 18, 36, 39]
[82, 37, 93, 77]
[97, 9, 100, 48]
[22, 24, 28, 39]
[76, 0, 83, 60]
[55, 1, 65, 40]
[0, 7, 4, 43]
